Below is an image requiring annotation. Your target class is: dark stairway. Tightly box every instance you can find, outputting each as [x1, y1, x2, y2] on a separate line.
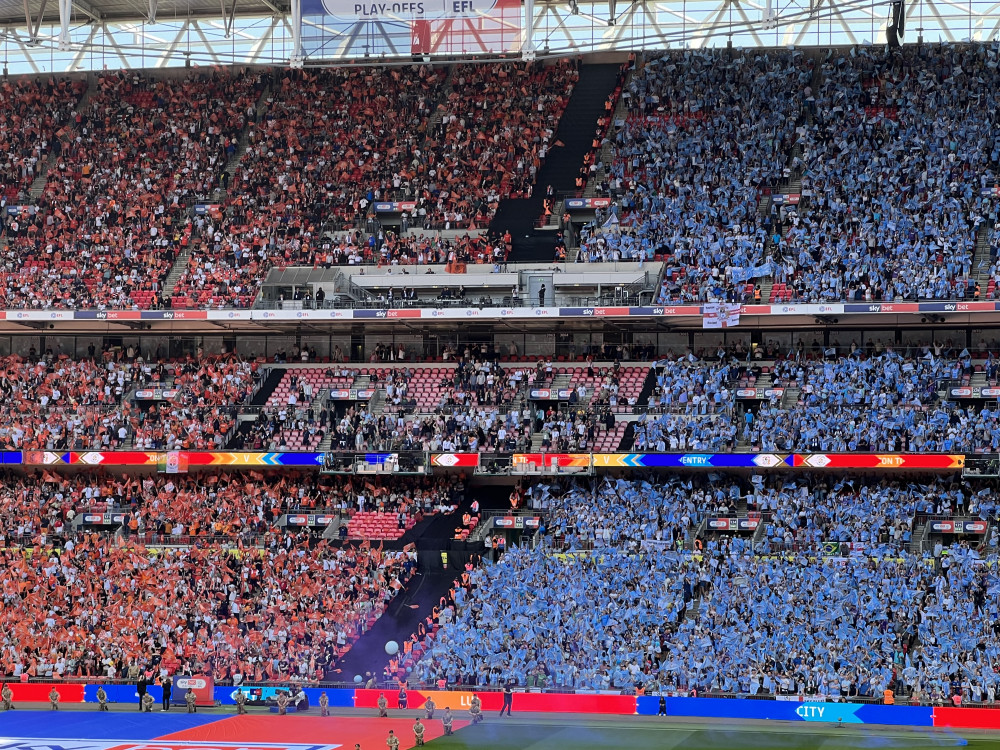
[490, 63, 621, 263]
[225, 368, 284, 449]
[331, 570, 455, 684]
[251, 368, 285, 406]
[331, 483, 513, 683]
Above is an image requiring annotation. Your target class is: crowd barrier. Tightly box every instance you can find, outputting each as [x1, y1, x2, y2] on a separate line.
[4, 682, 998, 730]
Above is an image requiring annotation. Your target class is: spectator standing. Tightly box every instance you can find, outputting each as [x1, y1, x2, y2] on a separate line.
[500, 683, 513, 716]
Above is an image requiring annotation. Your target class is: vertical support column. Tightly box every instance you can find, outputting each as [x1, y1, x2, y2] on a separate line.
[290, 0, 303, 66]
[58, 0, 72, 49]
[522, 0, 534, 58]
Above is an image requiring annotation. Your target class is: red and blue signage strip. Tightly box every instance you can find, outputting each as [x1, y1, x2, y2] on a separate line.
[934, 706, 1000, 728]
[564, 197, 612, 210]
[637, 696, 932, 726]
[0, 681, 954, 729]
[12, 451, 968, 472]
[9, 300, 1000, 323]
[373, 201, 417, 213]
[4, 683, 85, 703]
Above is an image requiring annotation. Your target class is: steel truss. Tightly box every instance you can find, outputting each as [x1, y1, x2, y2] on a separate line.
[0, 0, 997, 73]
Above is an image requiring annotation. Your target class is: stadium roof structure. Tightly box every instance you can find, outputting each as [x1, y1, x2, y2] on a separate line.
[0, 0, 996, 76]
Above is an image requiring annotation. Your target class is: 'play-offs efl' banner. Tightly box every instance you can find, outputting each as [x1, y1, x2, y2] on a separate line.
[300, 0, 521, 59]
[304, 0, 496, 19]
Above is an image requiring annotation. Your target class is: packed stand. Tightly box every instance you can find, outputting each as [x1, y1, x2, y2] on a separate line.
[421, 60, 578, 228]
[631, 355, 744, 451]
[755, 476, 973, 552]
[0, 470, 460, 545]
[416, 476, 1000, 701]
[579, 50, 812, 304]
[742, 348, 975, 452]
[0, 351, 167, 451]
[2, 70, 266, 310]
[132, 357, 257, 450]
[170, 66, 445, 309]
[0, 534, 416, 683]
[773, 44, 999, 302]
[0, 76, 86, 201]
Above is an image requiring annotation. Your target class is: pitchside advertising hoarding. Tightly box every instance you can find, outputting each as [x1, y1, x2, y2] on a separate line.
[170, 675, 215, 706]
[636, 696, 932, 726]
[11, 681, 1000, 727]
[353, 688, 634, 714]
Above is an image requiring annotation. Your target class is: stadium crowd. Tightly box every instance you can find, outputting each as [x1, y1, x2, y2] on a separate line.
[581, 44, 1000, 306]
[742, 349, 988, 452]
[0, 77, 86, 200]
[416, 475, 1000, 701]
[0, 470, 461, 545]
[773, 44, 997, 303]
[0, 536, 415, 683]
[1, 70, 266, 310]
[0, 353, 153, 450]
[423, 60, 578, 226]
[579, 49, 812, 302]
[3, 343, 1000, 454]
[0, 58, 582, 311]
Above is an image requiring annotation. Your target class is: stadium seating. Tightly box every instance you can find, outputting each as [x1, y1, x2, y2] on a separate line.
[582, 45, 1000, 305]
[580, 49, 812, 302]
[1, 70, 264, 310]
[346, 511, 414, 540]
[0, 534, 412, 681]
[0, 77, 86, 200]
[7, 47, 1000, 710]
[415, 475, 996, 699]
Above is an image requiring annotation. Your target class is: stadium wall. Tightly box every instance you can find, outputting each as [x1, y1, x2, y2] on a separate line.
[7, 682, 988, 728]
